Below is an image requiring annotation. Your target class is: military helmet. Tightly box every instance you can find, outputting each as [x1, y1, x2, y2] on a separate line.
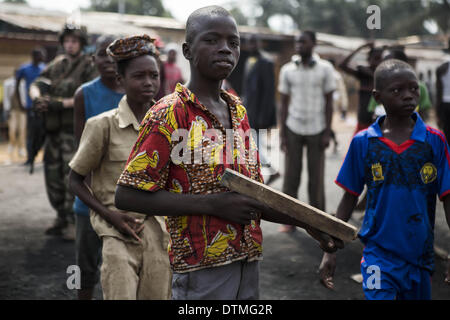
[58, 23, 88, 47]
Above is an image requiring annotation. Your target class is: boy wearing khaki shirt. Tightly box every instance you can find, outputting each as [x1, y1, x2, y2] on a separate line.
[68, 35, 171, 299]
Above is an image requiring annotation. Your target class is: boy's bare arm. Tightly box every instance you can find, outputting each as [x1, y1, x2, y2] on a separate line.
[335, 191, 359, 222]
[116, 185, 343, 253]
[115, 185, 266, 225]
[69, 170, 144, 242]
[319, 191, 358, 289]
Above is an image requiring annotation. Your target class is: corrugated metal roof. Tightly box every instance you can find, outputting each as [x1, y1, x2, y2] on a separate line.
[0, 2, 447, 61]
[0, 3, 163, 36]
[76, 12, 159, 37]
[0, 3, 64, 32]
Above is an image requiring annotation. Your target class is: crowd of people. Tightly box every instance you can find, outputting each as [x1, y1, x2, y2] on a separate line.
[1, 5, 450, 300]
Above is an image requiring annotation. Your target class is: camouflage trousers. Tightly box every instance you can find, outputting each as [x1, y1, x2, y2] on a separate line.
[43, 131, 76, 224]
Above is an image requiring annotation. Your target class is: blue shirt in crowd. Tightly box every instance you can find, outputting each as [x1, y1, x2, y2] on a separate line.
[16, 62, 46, 109]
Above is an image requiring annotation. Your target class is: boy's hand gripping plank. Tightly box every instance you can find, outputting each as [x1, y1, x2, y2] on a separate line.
[220, 168, 358, 242]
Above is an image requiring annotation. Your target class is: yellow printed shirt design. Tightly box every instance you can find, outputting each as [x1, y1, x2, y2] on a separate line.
[118, 83, 264, 273]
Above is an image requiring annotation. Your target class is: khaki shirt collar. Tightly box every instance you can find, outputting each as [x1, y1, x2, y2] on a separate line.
[117, 96, 140, 131]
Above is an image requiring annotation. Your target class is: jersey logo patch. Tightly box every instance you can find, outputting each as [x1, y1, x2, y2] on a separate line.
[371, 163, 384, 181]
[420, 162, 437, 184]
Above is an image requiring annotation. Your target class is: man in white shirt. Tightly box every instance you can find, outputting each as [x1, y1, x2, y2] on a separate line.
[436, 47, 450, 143]
[278, 30, 336, 232]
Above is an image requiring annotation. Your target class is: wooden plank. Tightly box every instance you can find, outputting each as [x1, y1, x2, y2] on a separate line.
[220, 168, 358, 242]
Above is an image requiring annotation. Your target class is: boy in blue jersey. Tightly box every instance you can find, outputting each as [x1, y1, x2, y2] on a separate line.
[71, 35, 124, 300]
[319, 59, 450, 300]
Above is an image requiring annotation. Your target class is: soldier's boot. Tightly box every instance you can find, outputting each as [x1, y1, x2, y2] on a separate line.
[45, 217, 67, 236]
[61, 221, 76, 241]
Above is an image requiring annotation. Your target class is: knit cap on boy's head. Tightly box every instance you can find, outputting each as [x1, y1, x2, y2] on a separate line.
[106, 34, 159, 61]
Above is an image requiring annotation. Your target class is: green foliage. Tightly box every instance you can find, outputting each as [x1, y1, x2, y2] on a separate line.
[2, 0, 27, 3]
[88, 0, 172, 17]
[252, 0, 450, 38]
[228, 6, 249, 26]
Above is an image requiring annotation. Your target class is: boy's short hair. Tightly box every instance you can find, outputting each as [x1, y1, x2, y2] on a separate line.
[374, 59, 416, 90]
[185, 6, 233, 44]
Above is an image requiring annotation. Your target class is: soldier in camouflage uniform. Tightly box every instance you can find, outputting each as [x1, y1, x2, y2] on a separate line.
[30, 24, 97, 240]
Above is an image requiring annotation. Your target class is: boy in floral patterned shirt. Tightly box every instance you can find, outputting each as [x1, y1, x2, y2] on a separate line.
[116, 5, 342, 300]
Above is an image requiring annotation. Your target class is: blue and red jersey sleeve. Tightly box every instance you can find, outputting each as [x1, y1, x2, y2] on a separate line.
[427, 127, 450, 200]
[335, 134, 368, 197]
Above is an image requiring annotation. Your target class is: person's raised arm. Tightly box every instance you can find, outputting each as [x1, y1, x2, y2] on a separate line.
[319, 191, 358, 289]
[339, 42, 373, 78]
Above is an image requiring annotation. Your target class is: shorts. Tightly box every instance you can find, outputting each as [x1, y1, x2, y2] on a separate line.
[75, 214, 102, 289]
[171, 259, 259, 300]
[360, 245, 431, 300]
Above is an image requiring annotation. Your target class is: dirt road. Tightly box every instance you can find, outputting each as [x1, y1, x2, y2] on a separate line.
[0, 116, 449, 300]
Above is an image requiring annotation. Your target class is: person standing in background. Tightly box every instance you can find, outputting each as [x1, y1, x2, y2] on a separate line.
[339, 42, 383, 134]
[278, 31, 336, 233]
[30, 24, 96, 241]
[163, 44, 184, 95]
[242, 35, 279, 184]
